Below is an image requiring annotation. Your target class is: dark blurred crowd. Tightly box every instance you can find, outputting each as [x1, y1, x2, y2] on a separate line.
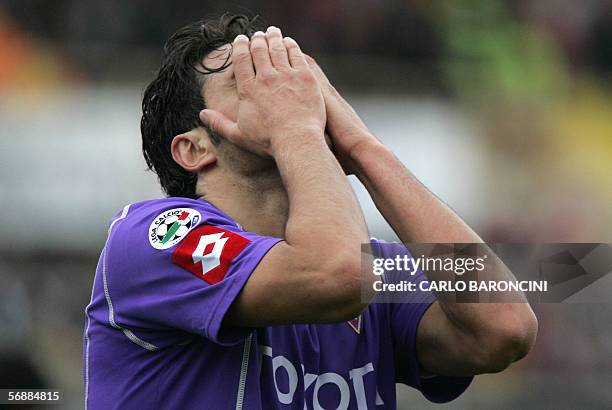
[1, 0, 611, 85]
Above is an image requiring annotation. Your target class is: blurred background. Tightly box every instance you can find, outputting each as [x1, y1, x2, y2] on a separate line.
[0, 0, 611, 409]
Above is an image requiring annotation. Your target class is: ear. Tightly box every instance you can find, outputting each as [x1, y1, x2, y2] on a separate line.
[171, 128, 217, 173]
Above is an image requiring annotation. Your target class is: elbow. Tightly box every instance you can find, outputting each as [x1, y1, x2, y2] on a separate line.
[319, 249, 372, 322]
[472, 308, 538, 374]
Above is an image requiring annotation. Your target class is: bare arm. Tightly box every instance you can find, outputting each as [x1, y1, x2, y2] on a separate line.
[201, 29, 373, 327]
[352, 142, 537, 375]
[230, 137, 371, 326]
[307, 57, 538, 375]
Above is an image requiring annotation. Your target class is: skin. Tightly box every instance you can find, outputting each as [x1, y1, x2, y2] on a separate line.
[171, 26, 538, 377]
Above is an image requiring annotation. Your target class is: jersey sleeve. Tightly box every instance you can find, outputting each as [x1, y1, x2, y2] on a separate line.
[370, 239, 473, 403]
[104, 203, 282, 347]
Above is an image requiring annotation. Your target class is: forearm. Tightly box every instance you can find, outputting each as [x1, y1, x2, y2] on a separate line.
[310, 51, 536, 369]
[352, 139, 537, 371]
[273, 131, 368, 262]
[351, 140, 518, 290]
[226, 132, 373, 328]
[351, 140, 479, 243]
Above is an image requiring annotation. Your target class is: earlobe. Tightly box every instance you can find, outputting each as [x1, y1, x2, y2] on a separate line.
[171, 130, 217, 173]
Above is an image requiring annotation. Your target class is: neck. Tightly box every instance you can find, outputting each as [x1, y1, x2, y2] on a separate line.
[198, 168, 289, 238]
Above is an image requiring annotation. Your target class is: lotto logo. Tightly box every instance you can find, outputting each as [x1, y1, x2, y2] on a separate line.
[172, 225, 250, 285]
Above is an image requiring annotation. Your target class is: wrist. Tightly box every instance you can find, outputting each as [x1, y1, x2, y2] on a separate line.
[269, 127, 327, 157]
[348, 138, 389, 176]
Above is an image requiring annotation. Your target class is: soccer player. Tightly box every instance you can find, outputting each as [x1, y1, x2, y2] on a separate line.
[84, 15, 537, 409]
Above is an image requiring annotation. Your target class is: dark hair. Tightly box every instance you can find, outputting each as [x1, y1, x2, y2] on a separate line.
[141, 14, 261, 198]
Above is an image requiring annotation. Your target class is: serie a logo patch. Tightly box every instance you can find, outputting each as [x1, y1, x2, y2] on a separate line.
[172, 225, 251, 285]
[148, 208, 201, 250]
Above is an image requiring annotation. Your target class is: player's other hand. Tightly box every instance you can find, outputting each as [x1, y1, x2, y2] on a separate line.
[306, 55, 381, 174]
[200, 27, 326, 157]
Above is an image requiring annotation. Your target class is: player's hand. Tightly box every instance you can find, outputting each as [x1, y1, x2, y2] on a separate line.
[199, 27, 326, 157]
[305, 55, 381, 174]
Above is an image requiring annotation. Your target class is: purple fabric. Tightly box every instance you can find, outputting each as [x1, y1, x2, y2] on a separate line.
[83, 198, 471, 409]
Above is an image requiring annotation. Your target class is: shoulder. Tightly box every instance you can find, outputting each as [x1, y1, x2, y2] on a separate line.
[104, 197, 281, 283]
[103, 197, 244, 263]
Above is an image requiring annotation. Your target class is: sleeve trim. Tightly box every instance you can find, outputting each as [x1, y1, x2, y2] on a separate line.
[409, 301, 473, 403]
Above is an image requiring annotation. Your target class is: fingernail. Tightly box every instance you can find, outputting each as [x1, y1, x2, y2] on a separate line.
[252, 31, 265, 37]
[234, 34, 248, 42]
[267, 26, 279, 32]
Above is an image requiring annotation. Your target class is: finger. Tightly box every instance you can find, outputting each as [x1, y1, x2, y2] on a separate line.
[250, 31, 274, 75]
[231, 35, 254, 93]
[265, 26, 290, 69]
[283, 37, 307, 69]
[200, 109, 240, 142]
[305, 54, 315, 69]
[304, 54, 322, 74]
[304, 53, 330, 85]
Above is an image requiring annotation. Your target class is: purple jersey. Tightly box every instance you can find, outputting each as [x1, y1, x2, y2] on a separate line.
[84, 198, 471, 409]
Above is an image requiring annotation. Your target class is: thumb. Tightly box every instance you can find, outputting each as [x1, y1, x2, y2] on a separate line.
[199, 109, 240, 141]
